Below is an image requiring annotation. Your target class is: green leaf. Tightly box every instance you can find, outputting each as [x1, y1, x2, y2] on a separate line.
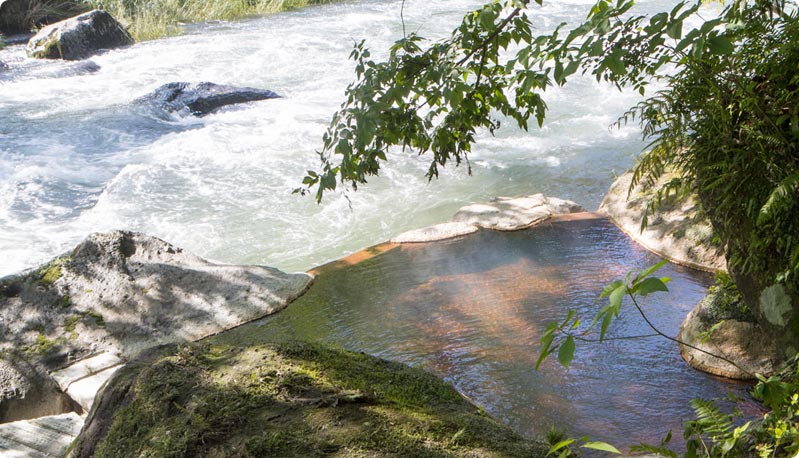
[558, 336, 575, 368]
[633, 260, 668, 283]
[608, 284, 625, 314]
[582, 441, 622, 454]
[546, 439, 576, 456]
[600, 279, 623, 298]
[632, 277, 669, 296]
[666, 19, 682, 39]
[707, 35, 734, 55]
[606, 53, 626, 76]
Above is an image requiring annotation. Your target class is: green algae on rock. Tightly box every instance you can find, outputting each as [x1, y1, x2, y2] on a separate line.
[71, 341, 547, 458]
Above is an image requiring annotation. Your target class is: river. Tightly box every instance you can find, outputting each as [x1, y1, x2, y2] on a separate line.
[0, 0, 691, 277]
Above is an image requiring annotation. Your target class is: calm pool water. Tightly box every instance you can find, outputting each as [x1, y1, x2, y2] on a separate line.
[216, 217, 752, 450]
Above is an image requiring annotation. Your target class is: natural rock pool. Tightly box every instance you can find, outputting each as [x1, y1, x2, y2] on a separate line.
[215, 216, 752, 450]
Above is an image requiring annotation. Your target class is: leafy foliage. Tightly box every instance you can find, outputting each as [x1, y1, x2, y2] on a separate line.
[86, 0, 339, 41]
[625, 1, 799, 316]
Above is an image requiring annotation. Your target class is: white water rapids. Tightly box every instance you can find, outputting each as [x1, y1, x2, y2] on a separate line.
[0, 0, 690, 277]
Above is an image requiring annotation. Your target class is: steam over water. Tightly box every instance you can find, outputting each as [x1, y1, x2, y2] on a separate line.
[2, 0, 672, 276]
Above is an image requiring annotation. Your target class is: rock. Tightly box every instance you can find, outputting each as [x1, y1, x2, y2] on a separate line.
[26, 10, 132, 60]
[70, 341, 547, 458]
[392, 222, 478, 243]
[0, 359, 76, 423]
[678, 291, 778, 380]
[0, 412, 84, 458]
[600, 170, 726, 272]
[0, 231, 311, 423]
[0, 60, 6, 71]
[451, 194, 584, 231]
[137, 81, 281, 116]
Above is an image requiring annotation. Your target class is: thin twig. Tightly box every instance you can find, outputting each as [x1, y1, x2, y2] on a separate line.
[401, 0, 407, 38]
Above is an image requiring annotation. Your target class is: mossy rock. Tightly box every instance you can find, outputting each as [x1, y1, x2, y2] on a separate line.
[71, 341, 546, 458]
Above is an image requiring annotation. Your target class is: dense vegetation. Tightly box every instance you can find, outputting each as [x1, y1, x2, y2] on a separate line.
[86, 0, 339, 41]
[0, 0, 338, 41]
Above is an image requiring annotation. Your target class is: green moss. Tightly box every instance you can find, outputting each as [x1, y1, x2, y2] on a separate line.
[64, 315, 80, 337]
[85, 341, 545, 458]
[37, 257, 68, 286]
[26, 333, 58, 354]
[85, 311, 106, 327]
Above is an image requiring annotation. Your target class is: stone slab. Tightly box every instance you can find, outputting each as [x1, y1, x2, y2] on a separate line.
[451, 194, 584, 231]
[51, 352, 124, 391]
[66, 364, 122, 412]
[0, 412, 83, 457]
[391, 222, 478, 243]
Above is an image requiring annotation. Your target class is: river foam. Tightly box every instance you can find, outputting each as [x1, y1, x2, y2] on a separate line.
[1, 0, 687, 276]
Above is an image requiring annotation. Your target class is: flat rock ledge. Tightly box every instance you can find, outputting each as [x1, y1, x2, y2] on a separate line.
[678, 292, 778, 380]
[393, 194, 584, 243]
[600, 171, 725, 272]
[0, 231, 312, 455]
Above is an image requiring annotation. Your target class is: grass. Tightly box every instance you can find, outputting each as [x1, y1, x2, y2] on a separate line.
[86, 0, 341, 41]
[77, 341, 547, 458]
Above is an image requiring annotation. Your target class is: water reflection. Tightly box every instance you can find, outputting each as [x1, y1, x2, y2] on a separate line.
[218, 217, 752, 450]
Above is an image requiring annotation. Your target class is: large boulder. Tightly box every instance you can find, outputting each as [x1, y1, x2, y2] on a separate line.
[600, 170, 726, 272]
[137, 81, 281, 116]
[69, 341, 547, 458]
[0, 231, 311, 422]
[26, 10, 132, 60]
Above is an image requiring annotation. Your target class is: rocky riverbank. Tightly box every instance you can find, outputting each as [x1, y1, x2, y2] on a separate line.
[1, 194, 582, 457]
[601, 170, 778, 380]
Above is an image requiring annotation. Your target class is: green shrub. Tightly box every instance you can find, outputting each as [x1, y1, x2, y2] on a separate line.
[86, 0, 338, 41]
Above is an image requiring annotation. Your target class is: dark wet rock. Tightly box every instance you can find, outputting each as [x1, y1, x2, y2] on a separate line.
[0, 60, 7, 71]
[137, 81, 280, 116]
[26, 10, 132, 60]
[3, 31, 33, 44]
[49, 60, 100, 77]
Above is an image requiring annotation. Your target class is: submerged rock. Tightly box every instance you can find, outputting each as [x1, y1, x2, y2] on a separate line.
[26, 10, 132, 60]
[137, 81, 281, 116]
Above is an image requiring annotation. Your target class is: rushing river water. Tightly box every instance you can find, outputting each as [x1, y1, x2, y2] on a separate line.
[0, 0, 689, 277]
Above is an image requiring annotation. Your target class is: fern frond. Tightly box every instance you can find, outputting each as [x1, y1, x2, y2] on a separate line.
[758, 172, 799, 225]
